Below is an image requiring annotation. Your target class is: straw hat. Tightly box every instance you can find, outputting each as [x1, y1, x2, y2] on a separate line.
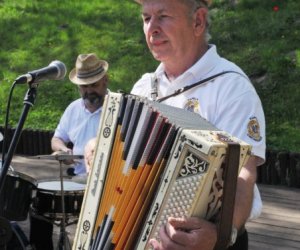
[69, 53, 109, 85]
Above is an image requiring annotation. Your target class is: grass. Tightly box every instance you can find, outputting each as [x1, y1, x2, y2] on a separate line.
[0, 0, 299, 152]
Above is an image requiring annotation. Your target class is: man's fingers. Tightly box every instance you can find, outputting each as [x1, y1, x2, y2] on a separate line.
[149, 238, 162, 250]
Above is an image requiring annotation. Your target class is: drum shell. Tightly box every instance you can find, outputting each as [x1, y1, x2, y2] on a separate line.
[0, 171, 36, 221]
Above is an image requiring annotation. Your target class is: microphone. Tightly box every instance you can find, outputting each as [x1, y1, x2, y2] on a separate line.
[15, 60, 67, 85]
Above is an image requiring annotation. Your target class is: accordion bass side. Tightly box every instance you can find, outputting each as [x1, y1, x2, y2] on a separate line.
[72, 92, 251, 250]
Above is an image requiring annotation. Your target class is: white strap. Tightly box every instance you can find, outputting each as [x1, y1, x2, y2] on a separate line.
[150, 73, 158, 101]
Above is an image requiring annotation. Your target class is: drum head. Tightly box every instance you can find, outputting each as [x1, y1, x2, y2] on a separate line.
[37, 180, 85, 192]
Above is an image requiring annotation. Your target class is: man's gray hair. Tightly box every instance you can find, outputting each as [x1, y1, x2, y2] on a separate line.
[182, 0, 212, 42]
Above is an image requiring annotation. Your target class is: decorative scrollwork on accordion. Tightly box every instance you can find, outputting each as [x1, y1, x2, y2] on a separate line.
[179, 152, 209, 177]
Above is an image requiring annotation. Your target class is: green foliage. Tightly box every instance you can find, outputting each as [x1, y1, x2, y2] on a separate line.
[0, 0, 299, 151]
[210, 0, 300, 152]
[0, 0, 149, 130]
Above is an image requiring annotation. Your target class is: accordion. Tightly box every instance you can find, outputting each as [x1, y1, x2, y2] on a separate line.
[73, 92, 251, 250]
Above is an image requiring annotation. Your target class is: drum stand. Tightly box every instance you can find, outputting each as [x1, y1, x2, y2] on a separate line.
[30, 154, 83, 249]
[56, 160, 71, 250]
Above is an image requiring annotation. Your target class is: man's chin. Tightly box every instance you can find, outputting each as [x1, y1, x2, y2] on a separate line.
[152, 51, 168, 63]
[84, 98, 102, 108]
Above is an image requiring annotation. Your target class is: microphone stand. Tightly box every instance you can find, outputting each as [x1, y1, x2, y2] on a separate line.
[0, 86, 37, 249]
[0, 86, 37, 199]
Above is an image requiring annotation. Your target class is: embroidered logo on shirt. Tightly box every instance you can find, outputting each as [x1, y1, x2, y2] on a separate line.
[184, 98, 200, 113]
[247, 117, 262, 141]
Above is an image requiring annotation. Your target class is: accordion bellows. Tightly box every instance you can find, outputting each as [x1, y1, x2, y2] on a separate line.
[73, 92, 251, 250]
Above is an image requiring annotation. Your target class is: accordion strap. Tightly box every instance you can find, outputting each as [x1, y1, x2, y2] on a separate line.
[153, 70, 245, 103]
[214, 141, 241, 250]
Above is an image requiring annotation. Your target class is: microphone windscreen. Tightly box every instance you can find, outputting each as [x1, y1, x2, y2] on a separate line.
[50, 60, 67, 80]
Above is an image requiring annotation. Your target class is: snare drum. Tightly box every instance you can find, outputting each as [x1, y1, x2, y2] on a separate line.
[0, 161, 37, 221]
[32, 180, 85, 219]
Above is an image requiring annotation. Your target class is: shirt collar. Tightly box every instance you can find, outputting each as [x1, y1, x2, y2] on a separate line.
[80, 99, 102, 114]
[154, 44, 220, 84]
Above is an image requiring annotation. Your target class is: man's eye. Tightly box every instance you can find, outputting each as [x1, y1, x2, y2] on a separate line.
[159, 14, 169, 19]
[143, 16, 151, 22]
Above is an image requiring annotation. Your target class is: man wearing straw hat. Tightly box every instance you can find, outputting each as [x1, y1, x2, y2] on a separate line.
[30, 53, 109, 250]
[51, 53, 109, 176]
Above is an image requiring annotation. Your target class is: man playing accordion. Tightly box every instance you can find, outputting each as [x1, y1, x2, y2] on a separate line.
[84, 0, 265, 249]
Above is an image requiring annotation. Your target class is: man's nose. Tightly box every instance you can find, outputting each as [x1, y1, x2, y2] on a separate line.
[146, 16, 160, 35]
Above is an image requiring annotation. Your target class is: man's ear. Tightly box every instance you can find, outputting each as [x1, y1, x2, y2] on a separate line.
[193, 7, 208, 36]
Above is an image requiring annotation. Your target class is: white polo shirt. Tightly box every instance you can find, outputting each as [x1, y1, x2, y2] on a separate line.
[54, 98, 101, 175]
[132, 45, 265, 163]
[131, 44, 266, 219]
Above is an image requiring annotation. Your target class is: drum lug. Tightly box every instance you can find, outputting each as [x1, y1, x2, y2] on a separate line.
[74, 199, 78, 211]
[52, 198, 55, 211]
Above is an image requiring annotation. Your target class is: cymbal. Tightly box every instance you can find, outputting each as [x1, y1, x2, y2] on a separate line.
[30, 154, 84, 161]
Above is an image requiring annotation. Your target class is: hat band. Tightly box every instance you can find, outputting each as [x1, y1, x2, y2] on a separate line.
[77, 67, 104, 79]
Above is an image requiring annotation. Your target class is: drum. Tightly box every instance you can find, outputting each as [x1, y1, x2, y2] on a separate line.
[32, 180, 85, 219]
[0, 161, 37, 221]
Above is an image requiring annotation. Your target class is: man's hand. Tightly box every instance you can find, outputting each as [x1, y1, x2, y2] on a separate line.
[51, 136, 74, 164]
[52, 148, 74, 165]
[149, 217, 217, 250]
[84, 137, 97, 173]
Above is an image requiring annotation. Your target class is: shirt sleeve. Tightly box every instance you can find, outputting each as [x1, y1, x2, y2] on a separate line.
[212, 76, 266, 165]
[53, 105, 72, 143]
[131, 73, 153, 98]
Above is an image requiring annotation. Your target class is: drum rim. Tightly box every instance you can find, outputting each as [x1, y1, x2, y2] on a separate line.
[36, 189, 85, 195]
[6, 170, 37, 186]
[1, 160, 37, 185]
